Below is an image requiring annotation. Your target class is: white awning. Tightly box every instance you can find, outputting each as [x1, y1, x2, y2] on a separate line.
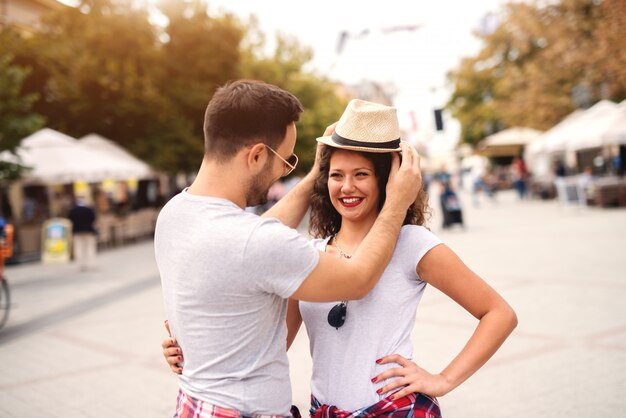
[542, 101, 618, 153]
[566, 101, 623, 151]
[477, 127, 542, 157]
[79, 133, 153, 179]
[3, 128, 152, 184]
[600, 101, 626, 146]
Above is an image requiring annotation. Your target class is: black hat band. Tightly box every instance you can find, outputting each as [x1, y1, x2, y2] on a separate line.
[332, 132, 400, 150]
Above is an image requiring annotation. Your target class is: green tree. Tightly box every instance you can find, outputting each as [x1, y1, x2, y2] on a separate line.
[158, 0, 244, 140]
[288, 74, 347, 174]
[241, 32, 347, 173]
[0, 30, 44, 181]
[0, 33, 45, 155]
[3, 0, 346, 175]
[1, 0, 203, 174]
[447, 0, 626, 146]
[28, 0, 175, 162]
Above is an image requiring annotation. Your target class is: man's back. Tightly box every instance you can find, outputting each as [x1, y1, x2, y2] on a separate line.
[155, 190, 318, 414]
[68, 204, 96, 234]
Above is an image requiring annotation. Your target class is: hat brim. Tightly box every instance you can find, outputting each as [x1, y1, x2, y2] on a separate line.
[316, 136, 402, 153]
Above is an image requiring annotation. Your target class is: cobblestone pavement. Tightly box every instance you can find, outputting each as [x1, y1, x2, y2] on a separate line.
[1, 190, 625, 417]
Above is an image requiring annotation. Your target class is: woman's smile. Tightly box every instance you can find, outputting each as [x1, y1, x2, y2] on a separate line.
[339, 196, 365, 207]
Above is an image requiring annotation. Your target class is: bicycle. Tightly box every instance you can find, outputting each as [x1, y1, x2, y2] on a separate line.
[0, 273, 9, 329]
[0, 221, 14, 330]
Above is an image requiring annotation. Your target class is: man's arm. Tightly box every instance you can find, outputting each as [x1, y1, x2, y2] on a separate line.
[286, 298, 303, 350]
[291, 142, 422, 302]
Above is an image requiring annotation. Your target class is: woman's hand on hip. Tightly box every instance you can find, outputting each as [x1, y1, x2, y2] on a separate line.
[163, 320, 183, 374]
[372, 354, 452, 400]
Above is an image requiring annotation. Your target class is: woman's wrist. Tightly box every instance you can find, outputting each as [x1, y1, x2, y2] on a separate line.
[305, 164, 320, 181]
[436, 372, 457, 396]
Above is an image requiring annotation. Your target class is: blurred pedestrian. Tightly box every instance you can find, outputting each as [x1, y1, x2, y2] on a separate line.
[434, 164, 452, 185]
[483, 167, 498, 202]
[0, 216, 14, 273]
[469, 157, 489, 206]
[577, 166, 596, 203]
[511, 157, 529, 200]
[554, 160, 566, 177]
[435, 165, 463, 229]
[440, 179, 464, 229]
[68, 195, 97, 271]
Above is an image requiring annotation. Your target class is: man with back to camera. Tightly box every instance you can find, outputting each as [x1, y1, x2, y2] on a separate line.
[155, 79, 422, 416]
[68, 195, 98, 271]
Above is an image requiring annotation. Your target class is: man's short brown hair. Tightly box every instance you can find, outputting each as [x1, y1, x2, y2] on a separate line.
[203, 80, 304, 160]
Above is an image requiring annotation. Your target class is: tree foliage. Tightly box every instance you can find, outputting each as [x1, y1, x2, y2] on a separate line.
[241, 32, 347, 173]
[158, 0, 244, 140]
[447, 0, 626, 146]
[0, 0, 346, 175]
[0, 30, 44, 181]
[0, 32, 45, 154]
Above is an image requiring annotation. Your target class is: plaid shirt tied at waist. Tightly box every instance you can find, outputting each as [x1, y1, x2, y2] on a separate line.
[174, 389, 301, 418]
[309, 392, 441, 418]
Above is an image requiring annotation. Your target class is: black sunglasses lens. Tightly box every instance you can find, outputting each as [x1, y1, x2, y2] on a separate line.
[287, 154, 298, 167]
[327, 302, 347, 329]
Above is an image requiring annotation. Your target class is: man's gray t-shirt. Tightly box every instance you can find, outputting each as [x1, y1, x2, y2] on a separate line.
[155, 190, 319, 415]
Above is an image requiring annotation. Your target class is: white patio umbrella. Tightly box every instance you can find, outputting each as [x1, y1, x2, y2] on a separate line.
[479, 127, 542, 147]
[600, 101, 626, 146]
[528, 110, 583, 157]
[565, 101, 622, 151]
[476, 127, 542, 158]
[79, 134, 153, 179]
[9, 128, 140, 184]
[543, 102, 618, 153]
[525, 110, 585, 176]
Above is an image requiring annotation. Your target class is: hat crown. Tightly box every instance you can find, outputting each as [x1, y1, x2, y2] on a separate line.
[335, 99, 400, 143]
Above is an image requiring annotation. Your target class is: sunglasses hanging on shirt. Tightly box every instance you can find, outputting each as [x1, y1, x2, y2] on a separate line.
[328, 235, 351, 329]
[327, 301, 347, 329]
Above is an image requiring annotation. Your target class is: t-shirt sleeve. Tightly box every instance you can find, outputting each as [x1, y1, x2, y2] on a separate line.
[397, 225, 443, 281]
[243, 219, 320, 298]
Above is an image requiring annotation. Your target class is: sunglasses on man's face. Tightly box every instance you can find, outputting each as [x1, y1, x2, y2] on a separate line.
[327, 301, 347, 329]
[265, 145, 298, 177]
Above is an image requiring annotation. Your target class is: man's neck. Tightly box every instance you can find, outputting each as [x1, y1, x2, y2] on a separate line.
[187, 158, 247, 209]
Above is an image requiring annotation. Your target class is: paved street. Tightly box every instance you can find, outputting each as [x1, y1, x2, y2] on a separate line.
[1, 189, 625, 417]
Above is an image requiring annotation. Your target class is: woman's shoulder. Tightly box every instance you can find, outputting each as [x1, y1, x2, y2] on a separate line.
[398, 224, 442, 248]
[400, 224, 437, 237]
[394, 225, 444, 270]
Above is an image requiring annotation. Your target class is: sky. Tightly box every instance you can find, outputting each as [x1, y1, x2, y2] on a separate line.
[201, 0, 510, 155]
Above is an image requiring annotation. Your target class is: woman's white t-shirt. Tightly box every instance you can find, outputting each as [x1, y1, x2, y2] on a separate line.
[299, 225, 442, 411]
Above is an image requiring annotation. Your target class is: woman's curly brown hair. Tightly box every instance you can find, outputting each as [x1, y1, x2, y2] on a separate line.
[309, 147, 431, 239]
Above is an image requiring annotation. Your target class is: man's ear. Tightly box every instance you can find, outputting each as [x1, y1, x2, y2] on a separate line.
[247, 143, 268, 174]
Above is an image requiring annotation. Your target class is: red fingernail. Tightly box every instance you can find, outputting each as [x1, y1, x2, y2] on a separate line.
[376, 388, 382, 394]
[176, 348, 181, 354]
[371, 377, 377, 383]
[178, 356, 182, 361]
[375, 358, 382, 363]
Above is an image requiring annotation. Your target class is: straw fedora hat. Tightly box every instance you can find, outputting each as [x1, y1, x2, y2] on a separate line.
[316, 99, 402, 153]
